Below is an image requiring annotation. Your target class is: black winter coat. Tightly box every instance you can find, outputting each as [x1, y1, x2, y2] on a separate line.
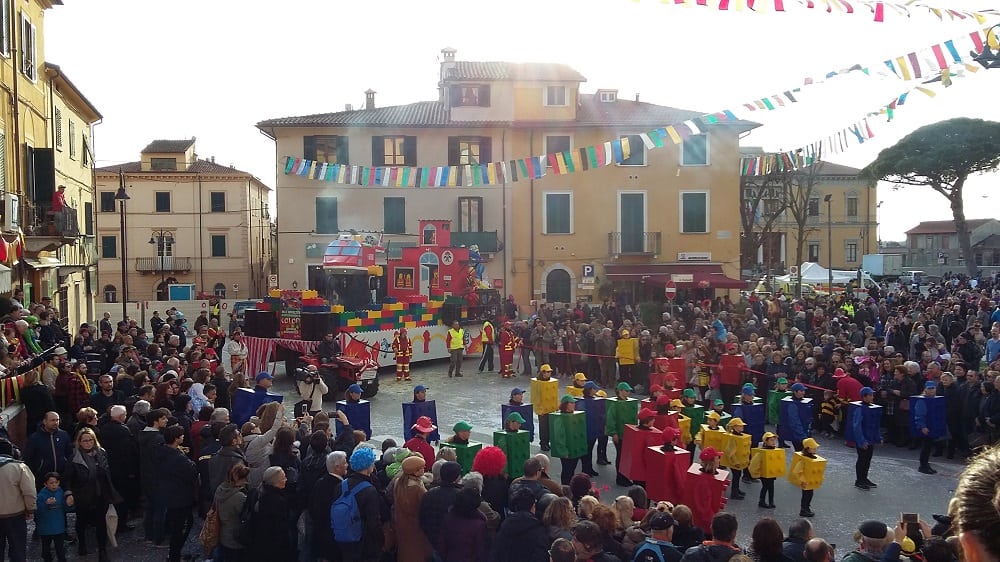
[249, 484, 294, 561]
[20, 384, 56, 434]
[490, 511, 550, 562]
[333, 472, 386, 562]
[156, 445, 198, 509]
[63, 448, 119, 510]
[419, 482, 461, 551]
[97, 420, 139, 481]
[308, 473, 343, 561]
[137, 428, 165, 496]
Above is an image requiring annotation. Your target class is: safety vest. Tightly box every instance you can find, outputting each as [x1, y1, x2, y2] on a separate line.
[482, 321, 495, 344]
[447, 328, 465, 350]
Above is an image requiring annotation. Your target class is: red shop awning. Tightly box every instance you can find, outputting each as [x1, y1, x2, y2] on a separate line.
[603, 263, 746, 289]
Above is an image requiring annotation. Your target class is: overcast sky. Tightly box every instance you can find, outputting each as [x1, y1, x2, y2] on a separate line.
[44, 0, 1000, 241]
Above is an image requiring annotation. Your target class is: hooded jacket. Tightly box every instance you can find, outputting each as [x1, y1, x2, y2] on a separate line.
[208, 446, 247, 495]
[137, 427, 165, 496]
[214, 480, 248, 550]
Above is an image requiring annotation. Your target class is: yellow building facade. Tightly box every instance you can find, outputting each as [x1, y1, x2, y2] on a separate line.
[259, 48, 753, 307]
[0, 0, 103, 329]
[95, 140, 274, 303]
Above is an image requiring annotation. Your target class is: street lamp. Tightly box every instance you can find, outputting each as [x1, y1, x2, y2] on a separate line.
[824, 193, 833, 302]
[115, 170, 130, 322]
[148, 229, 174, 299]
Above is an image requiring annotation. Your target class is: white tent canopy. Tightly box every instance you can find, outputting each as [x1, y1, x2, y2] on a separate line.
[775, 262, 873, 285]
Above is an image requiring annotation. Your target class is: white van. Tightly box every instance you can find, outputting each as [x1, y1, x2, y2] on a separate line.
[898, 271, 924, 286]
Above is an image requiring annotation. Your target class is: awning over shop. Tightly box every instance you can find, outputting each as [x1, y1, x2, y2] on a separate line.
[0, 264, 10, 294]
[603, 263, 746, 289]
[23, 257, 63, 270]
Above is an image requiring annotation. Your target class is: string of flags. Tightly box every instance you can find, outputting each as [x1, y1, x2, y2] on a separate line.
[632, 0, 998, 23]
[284, 24, 995, 186]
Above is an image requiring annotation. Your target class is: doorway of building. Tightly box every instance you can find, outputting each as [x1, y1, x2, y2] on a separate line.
[545, 269, 571, 304]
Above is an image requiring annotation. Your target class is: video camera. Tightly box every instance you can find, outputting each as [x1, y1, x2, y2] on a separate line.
[294, 367, 317, 384]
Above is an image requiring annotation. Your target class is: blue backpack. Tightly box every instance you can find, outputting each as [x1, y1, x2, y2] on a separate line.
[330, 479, 372, 543]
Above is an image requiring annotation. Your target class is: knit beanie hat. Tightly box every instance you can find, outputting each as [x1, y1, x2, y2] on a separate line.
[349, 445, 377, 472]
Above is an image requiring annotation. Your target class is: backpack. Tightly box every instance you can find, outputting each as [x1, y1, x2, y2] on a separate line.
[632, 540, 667, 562]
[330, 479, 372, 543]
[236, 485, 260, 547]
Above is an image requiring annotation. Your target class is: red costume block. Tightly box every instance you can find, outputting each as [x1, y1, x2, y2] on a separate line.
[653, 411, 680, 432]
[684, 464, 730, 534]
[644, 445, 690, 504]
[619, 425, 666, 482]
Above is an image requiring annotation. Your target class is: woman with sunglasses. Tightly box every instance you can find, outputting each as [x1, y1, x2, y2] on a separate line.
[63, 427, 119, 561]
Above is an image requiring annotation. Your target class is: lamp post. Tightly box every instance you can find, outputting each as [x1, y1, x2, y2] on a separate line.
[824, 193, 833, 301]
[115, 170, 130, 322]
[148, 229, 174, 299]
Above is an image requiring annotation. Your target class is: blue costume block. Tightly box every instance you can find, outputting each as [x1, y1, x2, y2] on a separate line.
[232, 388, 284, 426]
[575, 397, 607, 442]
[910, 395, 946, 440]
[501, 403, 535, 441]
[779, 397, 813, 445]
[731, 398, 766, 444]
[336, 400, 372, 439]
[403, 400, 440, 443]
[845, 402, 883, 447]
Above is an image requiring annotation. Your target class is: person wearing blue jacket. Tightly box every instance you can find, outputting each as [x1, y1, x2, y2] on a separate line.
[913, 382, 941, 475]
[24, 412, 73, 486]
[785, 383, 810, 451]
[36, 472, 73, 562]
[851, 387, 882, 490]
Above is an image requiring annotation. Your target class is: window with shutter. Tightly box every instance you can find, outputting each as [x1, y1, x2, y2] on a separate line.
[680, 192, 709, 233]
[618, 134, 645, 166]
[681, 134, 709, 166]
[0, 1, 10, 58]
[83, 202, 93, 236]
[20, 13, 35, 81]
[101, 235, 117, 258]
[0, 130, 6, 194]
[210, 192, 225, 212]
[154, 192, 171, 213]
[383, 197, 405, 234]
[315, 196, 338, 234]
[450, 85, 490, 107]
[306, 135, 349, 164]
[68, 121, 77, 160]
[99, 192, 115, 213]
[54, 108, 62, 150]
[381, 136, 406, 165]
[211, 235, 227, 257]
[458, 197, 483, 232]
[544, 192, 572, 234]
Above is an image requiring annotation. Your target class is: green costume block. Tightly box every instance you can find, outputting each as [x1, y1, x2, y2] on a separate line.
[605, 397, 640, 439]
[550, 412, 587, 459]
[440, 441, 483, 474]
[493, 430, 531, 479]
[681, 404, 706, 441]
[767, 390, 791, 424]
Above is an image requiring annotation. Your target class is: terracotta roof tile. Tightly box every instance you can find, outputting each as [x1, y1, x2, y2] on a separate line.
[95, 159, 253, 176]
[445, 61, 587, 82]
[141, 139, 196, 153]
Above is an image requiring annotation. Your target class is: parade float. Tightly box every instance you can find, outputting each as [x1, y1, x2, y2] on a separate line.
[239, 219, 501, 398]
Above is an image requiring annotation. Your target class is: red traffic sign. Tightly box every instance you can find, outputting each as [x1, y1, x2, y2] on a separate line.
[665, 280, 677, 300]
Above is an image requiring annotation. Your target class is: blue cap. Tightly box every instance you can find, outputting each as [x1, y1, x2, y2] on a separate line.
[413, 385, 428, 393]
[860, 386, 874, 396]
[349, 446, 376, 471]
[255, 371, 273, 382]
[742, 383, 756, 394]
[791, 382, 807, 392]
[924, 381, 937, 389]
[510, 387, 525, 397]
[347, 383, 363, 395]
[583, 381, 599, 390]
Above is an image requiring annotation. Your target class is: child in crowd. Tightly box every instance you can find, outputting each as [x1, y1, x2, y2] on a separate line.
[36, 472, 73, 562]
[817, 389, 839, 437]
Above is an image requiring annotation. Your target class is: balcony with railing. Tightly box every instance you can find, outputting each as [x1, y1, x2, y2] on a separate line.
[135, 257, 193, 273]
[608, 231, 661, 256]
[23, 202, 81, 252]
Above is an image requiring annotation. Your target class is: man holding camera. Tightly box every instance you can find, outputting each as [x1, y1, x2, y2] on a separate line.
[295, 364, 328, 417]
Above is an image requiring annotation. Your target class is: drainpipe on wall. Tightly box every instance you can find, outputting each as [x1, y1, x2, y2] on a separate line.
[198, 174, 205, 291]
[528, 130, 535, 304]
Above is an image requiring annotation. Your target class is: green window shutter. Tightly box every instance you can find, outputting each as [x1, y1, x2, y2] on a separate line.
[546, 194, 570, 234]
[84, 202, 93, 236]
[316, 197, 338, 234]
[371, 136, 384, 166]
[101, 236, 117, 258]
[403, 136, 417, 167]
[682, 193, 707, 233]
[384, 197, 405, 234]
[336, 136, 349, 164]
[479, 137, 492, 163]
[303, 136, 317, 160]
[211, 235, 226, 257]
[479, 85, 490, 107]
[447, 137, 460, 166]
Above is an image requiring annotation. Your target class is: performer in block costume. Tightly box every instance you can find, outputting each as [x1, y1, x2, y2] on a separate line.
[722, 418, 751, 500]
[767, 377, 791, 425]
[403, 415, 438, 471]
[718, 343, 748, 405]
[652, 395, 680, 432]
[336, 384, 372, 439]
[680, 388, 705, 455]
[669, 399, 692, 449]
[685, 447, 730, 534]
[643, 426, 690, 504]
[576, 381, 608, 476]
[663, 344, 686, 390]
[566, 372, 588, 398]
[732, 383, 766, 447]
[749, 432, 785, 508]
[779, 384, 813, 451]
[531, 364, 559, 451]
[499, 321, 521, 379]
[711, 399, 732, 428]
[619, 408, 665, 485]
[641, 384, 664, 411]
[695, 411, 727, 452]
[605, 382, 640, 486]
[847, 387, 882, 490]
[403, 384, 440, 443]
[911, 381, 946, 475]
[661, 372, 682, 401]
[494, 412, 530, 478]
[551, 395, 588, 485]
[232, 386, 283, 426]
[502, 387, 535, 441]
[442, 421, 482, 474]
[788, 437, 825, 517]
[391, 328, 413, 381]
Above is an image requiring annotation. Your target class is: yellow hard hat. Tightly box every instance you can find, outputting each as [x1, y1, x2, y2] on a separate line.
[573, 372, 587, 381]
[728, 417, 746, 427]
[762, 432, 777, 440]
[802, 437, 820, 450]
[707, 411, 721, 421]
[540, 364, 552, 372]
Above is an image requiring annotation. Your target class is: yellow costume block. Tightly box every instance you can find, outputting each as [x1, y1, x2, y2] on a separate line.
[788, 453, 826, 491]
[697, 425, 726, 452]
[565, 386, 584, 398]
[749, 448, 787, 479]
[722, 433, 751, 470]
[678, 415, 692, 445]
[531, 378, 560, 415]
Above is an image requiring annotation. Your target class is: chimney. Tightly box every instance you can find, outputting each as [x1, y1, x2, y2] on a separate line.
[441, 46, 457, 62]
[635, 93, 640, 102]
[210, 156, 215, 163]
[364, 89, 376, 110]
[345, 103, 353, 111]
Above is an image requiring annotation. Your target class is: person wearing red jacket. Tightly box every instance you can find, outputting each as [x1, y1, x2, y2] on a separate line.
[719, 343, 747, 405]
[499, 322, 520, 379]
[478, 318, 496, 373]
[391, 328, 413, 382]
